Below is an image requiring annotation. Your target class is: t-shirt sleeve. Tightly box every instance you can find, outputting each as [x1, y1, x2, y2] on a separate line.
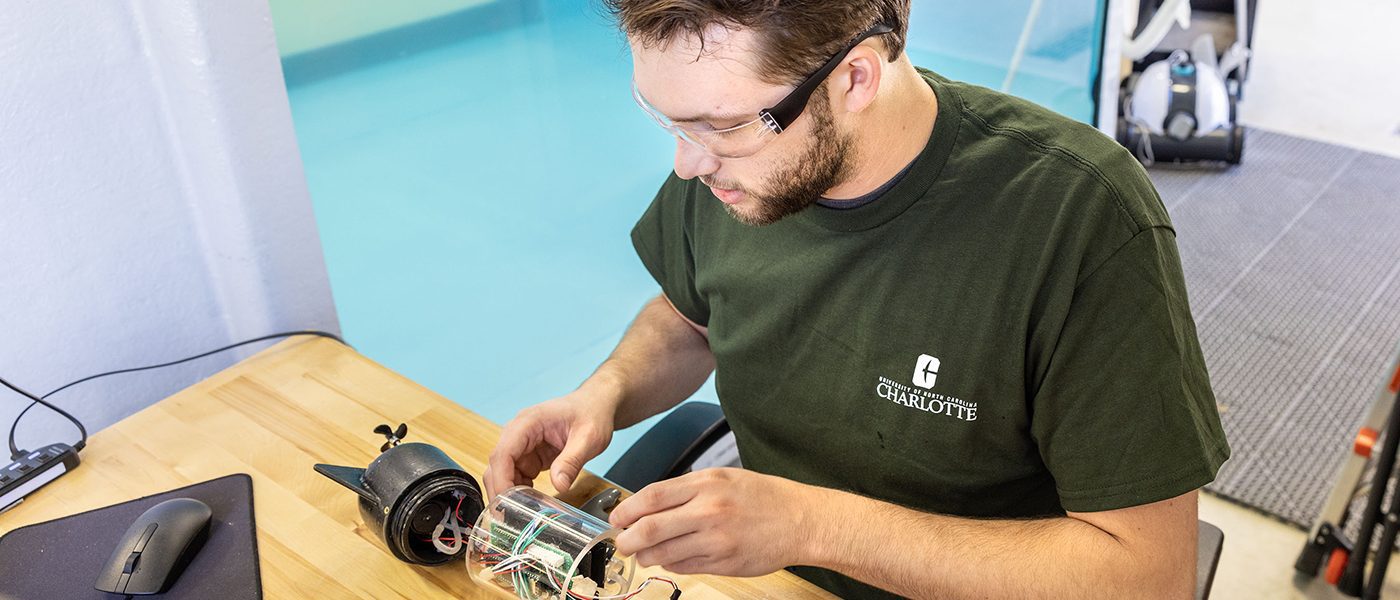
[1031, 225, 1230, 513]
[630, 174, 711, 326]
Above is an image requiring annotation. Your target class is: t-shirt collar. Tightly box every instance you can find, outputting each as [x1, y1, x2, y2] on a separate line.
[797, 69, 961, 233]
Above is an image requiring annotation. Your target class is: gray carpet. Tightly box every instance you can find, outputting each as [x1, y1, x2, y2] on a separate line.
[1149, 130, 1400, 527]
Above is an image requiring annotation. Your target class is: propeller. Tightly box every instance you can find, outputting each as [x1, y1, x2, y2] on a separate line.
[375, 423, 409, 453]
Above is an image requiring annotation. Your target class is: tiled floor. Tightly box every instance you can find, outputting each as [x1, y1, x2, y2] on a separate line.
[1190, 1, 1400, 596]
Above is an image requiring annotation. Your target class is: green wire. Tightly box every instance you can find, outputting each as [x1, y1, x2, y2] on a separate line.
[493, 509, 572, 599]
[512, 512, 550, 599]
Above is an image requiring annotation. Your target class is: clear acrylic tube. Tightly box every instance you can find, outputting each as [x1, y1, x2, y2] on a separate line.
[467, 486, 634, 599]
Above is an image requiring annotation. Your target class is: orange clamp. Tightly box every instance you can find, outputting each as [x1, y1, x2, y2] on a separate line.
[1326, 547, 1349, 585]
[1356, 427, 1380, 458]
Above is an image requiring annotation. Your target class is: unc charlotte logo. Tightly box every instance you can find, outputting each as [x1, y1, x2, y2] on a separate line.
[913, 354, 940, 389]
[874, 354, 978, 421]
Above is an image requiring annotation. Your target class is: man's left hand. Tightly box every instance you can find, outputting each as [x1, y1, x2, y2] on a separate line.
[607, 467, 821, 576]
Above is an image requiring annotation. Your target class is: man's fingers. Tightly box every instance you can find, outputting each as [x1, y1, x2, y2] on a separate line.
[486, 418, 539, 498]
[514, 448, 548, 483]
[614, 511, 703, 557]
[514, 445, 559, 486]
[485, 452, 520, 500]
[550, 426, 599, 493]
[609, 475, 699, 528]
[493, 445, 560, 499]
[484, 455, 516, 500]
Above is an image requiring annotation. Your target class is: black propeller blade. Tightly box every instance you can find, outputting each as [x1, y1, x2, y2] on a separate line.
[373, 423, 410, 453]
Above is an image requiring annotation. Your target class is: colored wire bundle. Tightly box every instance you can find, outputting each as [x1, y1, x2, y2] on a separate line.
[509, 511, 563, 597]
[473, 508, 679, 600]
[472, 510, 566, 598]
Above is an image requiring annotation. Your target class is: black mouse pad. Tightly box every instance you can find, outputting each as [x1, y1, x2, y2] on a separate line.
[0, 473, 261, 600]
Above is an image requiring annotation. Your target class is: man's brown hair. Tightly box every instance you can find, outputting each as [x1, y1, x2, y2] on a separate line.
[604, 0, 912, 86]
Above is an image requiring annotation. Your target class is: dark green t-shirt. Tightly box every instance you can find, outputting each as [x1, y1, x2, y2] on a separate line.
[630, 69, 1230, 599]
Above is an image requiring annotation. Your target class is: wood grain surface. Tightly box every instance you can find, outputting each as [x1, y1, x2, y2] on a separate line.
[0, 336, 836, 599]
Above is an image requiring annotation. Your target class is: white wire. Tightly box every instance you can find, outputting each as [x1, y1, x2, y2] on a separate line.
[1129, 116, 1157, 165]
[1121, 87, 1157, 165]
[482, 512, 564, 599]
[1124, 0, 1192, 61]
[432, 491, 468, 555]
[568, 576, 675, 600]
[481, 511, 677, 600]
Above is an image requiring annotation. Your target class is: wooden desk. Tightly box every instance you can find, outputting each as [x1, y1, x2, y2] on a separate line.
[0, 337, 835, 599]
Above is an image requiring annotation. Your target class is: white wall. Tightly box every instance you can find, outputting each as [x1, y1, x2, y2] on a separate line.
[0, 0, 338, 453]
[1240, 0, 1400, 160]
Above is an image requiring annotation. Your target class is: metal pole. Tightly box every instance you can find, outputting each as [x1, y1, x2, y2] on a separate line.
[1001, 0, 1045, 93]
[1342, 390, 1400, 596]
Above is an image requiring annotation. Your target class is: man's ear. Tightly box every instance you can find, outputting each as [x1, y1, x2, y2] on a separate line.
[833, 44, 884, 115]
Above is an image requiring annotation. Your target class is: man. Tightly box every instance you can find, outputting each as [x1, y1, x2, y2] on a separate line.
[484, 1, 1230, 598]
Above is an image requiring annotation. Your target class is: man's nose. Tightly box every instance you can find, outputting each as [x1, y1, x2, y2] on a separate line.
[673, 137, 719, 180]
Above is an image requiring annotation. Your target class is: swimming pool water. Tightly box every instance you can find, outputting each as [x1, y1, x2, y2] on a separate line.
[281, 0, 1101, 477]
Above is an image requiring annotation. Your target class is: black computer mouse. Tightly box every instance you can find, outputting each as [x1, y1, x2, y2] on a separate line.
[94, 497, 212, 595]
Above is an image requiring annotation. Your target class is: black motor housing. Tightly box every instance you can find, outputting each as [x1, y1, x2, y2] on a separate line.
[316, 442, 484, 565]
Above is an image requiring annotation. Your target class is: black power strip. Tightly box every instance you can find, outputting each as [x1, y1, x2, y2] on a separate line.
[0, 442, 80, 515]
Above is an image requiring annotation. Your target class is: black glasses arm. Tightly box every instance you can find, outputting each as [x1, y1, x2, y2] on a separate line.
[760, 23, 895, 133]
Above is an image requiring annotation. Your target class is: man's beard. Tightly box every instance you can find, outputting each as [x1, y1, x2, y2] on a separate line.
[706, 94, 854, 227]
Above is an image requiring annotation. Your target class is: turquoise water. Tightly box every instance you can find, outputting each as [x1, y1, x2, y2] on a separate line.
[282, 0, 1102, 476]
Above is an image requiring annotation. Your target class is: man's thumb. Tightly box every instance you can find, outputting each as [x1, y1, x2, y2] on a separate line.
[551, 438, 589, 492]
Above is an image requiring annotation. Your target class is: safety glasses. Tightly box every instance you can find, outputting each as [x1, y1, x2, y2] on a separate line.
[632, 23, 894, 159]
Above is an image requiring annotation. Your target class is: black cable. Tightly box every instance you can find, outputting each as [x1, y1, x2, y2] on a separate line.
[6, 330, 346, 460]
[0, 375, 88, 457]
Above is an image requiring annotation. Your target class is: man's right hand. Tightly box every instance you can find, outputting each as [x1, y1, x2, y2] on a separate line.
[483, 294, 714, 501]
[484, 387, 617, 500]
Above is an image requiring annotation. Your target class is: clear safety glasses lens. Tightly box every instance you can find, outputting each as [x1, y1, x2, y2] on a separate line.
[631, 81, 777, 159]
